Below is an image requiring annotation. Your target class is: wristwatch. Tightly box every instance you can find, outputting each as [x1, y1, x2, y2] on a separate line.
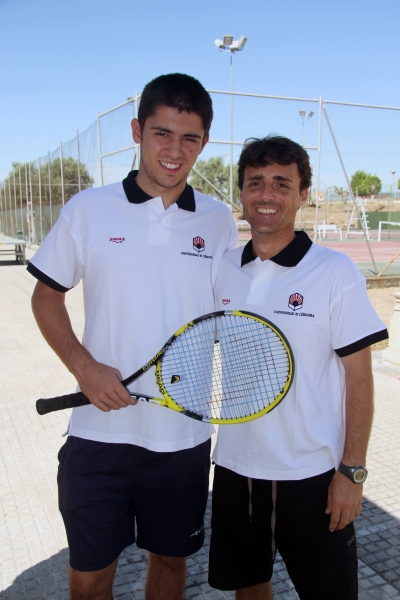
[338, 462, 368, 484]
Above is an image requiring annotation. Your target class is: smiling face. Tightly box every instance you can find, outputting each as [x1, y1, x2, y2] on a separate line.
[241, 162, 308, 245]
[131, 106, 208, 206]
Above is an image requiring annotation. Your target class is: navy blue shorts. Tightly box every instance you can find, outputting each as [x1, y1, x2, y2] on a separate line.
[58, 436, 211, 572]
[209, 466, 358, 599]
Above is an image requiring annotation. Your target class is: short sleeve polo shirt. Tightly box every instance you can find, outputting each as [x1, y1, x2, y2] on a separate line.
[213, 231, 388, 480]
[27, 171, 238, 452]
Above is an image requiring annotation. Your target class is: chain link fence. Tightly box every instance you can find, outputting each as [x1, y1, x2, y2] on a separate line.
[1, 90, 400, 276]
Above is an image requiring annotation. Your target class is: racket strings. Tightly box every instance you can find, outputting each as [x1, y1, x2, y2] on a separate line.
[160, 314, 291, 421]
[217, 319, 287, 419]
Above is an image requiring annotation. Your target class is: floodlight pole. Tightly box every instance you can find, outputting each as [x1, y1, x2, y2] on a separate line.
[214, 35, 247, 210]
[229, 53, 233, 210]
[299, 111, 305, 146]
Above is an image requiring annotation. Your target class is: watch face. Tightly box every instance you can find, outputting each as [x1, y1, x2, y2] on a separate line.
[354, 468, 367, 483]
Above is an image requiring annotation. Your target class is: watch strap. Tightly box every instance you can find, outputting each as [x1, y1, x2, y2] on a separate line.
[338, 462, 368, 484]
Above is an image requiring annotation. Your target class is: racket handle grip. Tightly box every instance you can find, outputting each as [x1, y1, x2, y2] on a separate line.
[36, 392, 90, 415]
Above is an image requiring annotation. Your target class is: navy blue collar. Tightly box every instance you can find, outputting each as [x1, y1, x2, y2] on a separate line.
[122, 170, 196, 212]
[241, 231, 313, 267]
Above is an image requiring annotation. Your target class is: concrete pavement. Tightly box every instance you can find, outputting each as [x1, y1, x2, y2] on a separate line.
[1, 251, 400, 599]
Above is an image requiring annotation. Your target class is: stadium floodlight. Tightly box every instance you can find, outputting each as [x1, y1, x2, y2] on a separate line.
[308, 111, 314, 118]
[214, 34, 247, 53]
[299, 110, 306, 117]
[214, 39, 226, 50]
[214, 34, 247, 210]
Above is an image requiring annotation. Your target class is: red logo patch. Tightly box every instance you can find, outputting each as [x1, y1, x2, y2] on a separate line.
[109, 237, 125, 243]
[222, 299, 230, 305]
[288, 293, 303, 311]
[193, 236, 205, 253]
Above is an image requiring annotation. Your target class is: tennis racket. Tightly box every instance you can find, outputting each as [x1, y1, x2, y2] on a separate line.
[36, 310, 294, 424]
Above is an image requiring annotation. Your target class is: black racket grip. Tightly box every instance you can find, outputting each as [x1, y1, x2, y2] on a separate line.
[36, 392, 91, 415]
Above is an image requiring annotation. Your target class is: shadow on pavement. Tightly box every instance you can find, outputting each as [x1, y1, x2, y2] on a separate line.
[1, 496, 400, 599]
[0, 260, 25, 267]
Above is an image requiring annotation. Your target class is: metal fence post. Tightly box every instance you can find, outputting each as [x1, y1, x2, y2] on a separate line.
[322, 103, 378, 274]
[38, 157, 43, 243]
[48, 151, 53, 228]
[28, 162, 36, 244]
[136, 92, 140, 165]
[24, 164, 29, 239]
[13, 172, 17, 235]
[60, 141, 65, 205]
[97, 113, 104, 186]
[19, 167, 23, 238]
[4, 180, 8, 235]
[8, 177, 14, 236]
[77, 130, 81, 192]
[314, 95, 323, 242]
[2, 182, 6, 235]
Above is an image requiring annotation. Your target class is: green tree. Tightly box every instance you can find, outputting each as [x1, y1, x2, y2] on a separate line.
[397, 178, 400, 190]
[189, 156, 240, 206]
[350, 170, 382, 196]
[6, 157, 93, 207]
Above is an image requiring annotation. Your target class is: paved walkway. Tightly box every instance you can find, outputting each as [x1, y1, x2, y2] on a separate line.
[1, 251, 400, 599]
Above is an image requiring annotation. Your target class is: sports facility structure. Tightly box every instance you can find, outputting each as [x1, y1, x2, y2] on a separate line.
[1, 90, 400, 277]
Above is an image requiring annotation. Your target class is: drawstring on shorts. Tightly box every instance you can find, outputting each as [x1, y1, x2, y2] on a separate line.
[271, 480, 277, 558]
[247, 477, 253, 522]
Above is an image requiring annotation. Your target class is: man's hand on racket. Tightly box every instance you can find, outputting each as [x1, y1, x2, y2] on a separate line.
[74, 358, 138, 412]
[31, 282, 136, 412]
[325, 471, 363, 532]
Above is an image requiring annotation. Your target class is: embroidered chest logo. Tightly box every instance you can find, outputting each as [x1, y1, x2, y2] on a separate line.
[222, 299, 230, 305]
[181, 236, 212, 259]
[288, 293, 303, 311]
[193, 236, 205, 253]
[274, 293, 314, 318]
[109, 237, 125, 243]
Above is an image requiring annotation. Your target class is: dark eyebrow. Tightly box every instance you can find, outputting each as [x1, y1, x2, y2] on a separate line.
[150, 126, 202, 139]
[273, 175, 292, 183]
[247, 174, 265, 181]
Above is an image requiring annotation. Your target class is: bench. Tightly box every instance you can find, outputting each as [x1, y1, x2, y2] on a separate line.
[313, 222, 342, 241]
[0, 235, 27, 264]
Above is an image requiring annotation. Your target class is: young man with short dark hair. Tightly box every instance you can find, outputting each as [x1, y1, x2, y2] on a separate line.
[209, 135, 387, 600]
[28, 73, 237, 600]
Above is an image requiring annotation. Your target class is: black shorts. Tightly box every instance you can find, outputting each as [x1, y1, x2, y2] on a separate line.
[209, 466, 358, 599]
[58, 436, 211, 572]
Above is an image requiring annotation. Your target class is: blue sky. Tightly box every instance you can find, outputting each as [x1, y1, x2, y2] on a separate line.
[1, 0, 399, 189]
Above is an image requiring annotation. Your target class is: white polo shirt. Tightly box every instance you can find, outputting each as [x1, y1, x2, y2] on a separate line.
[213, 232, 387, 480]
[28, 171, 238, 452]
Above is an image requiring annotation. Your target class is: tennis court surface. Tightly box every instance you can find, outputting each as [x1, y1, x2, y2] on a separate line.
[1, 248, 400, 599]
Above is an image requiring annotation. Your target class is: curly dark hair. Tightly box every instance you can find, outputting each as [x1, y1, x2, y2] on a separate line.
[138, 73, 213, 135]
[238, 135, 312, 191]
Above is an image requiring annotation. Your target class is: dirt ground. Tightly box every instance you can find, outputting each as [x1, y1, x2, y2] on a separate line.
[367, 286, 399, 350]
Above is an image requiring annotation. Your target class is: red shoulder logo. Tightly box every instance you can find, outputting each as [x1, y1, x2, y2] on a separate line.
[222, 299, 230, 305]
[109, 237, 125, 243]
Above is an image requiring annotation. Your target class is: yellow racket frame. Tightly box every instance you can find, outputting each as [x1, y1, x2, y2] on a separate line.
[154, 310, 294, 424]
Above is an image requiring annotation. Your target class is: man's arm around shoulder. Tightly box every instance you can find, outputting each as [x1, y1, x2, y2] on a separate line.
[32, 281, 135, 412]
[326, 347, 373, 532]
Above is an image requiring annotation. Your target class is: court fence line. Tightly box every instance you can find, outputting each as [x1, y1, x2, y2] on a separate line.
[1, 90, 400, 275]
